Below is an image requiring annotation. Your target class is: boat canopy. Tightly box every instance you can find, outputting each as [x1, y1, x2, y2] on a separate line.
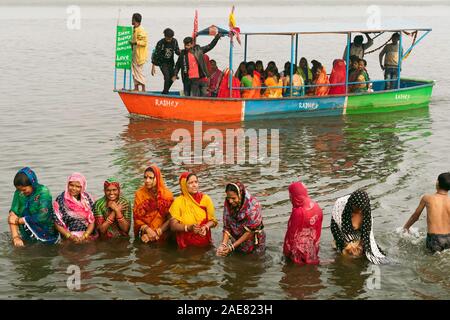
[197, 21, 431, 36]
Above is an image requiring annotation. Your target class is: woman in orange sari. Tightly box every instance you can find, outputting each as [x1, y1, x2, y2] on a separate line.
[133, 165, 174, 243]
[264, 66, 283, 98]
[169, 172, 217, 249]
[308, 60, 330, 96]
[241, 62, 262, 99]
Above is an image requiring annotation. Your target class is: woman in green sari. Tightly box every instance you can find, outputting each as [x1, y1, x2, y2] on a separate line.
[8, 167, 59, 247]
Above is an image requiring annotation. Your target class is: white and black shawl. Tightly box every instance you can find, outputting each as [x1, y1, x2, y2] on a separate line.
[331, 190, 388, 264]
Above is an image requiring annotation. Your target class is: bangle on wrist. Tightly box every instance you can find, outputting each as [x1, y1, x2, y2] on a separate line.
[156, 228, 162, 237]
[184, 224, 188, 233]
[12, 235, 21, 241]
[65, 232, 72, 239]
[82, 232, 89, 240]
[228, 243, 235, 252]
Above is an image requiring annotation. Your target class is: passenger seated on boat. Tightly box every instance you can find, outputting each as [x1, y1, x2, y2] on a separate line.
[297, 57, 313, 87]
[241, 61, 262, 99]
[264, 61, 277, 80]
[343, 33, 373, 61]
[217, 68, 241, 98]
[207, 59, 223, 97]
[264, 66, 283, 98]
[169, 172, 217, 249]
[133, 165, 174, 243]
[255, 60, 265, 94]
[308, 60, 330, 96]
[329, 59, 347, 95]
[235, 61, 248, 81]
[172, 34, 221, 97]
[94, 178, 131, 239]
[349, 58, 368, 93]
[281, 62, 303, 97]
[360, 59, 373, 92]
[331, 189, 388, 264]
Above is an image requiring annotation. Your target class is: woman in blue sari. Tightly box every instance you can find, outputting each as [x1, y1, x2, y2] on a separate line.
[8, 167, 59, 247]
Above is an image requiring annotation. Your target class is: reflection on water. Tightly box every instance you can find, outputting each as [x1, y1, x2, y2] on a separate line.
[1, 107, 448, 299]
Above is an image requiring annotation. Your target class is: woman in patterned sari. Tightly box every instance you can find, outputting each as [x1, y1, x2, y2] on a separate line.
[216, 182, 265, 256]
[169, 172, 217, 249]
[133, 165, 174, 243]
[53, 173, 97, 243]
[331, 189, 388, 264]
[94, 178, 131, 239]
[8, 167, 59, 247]
[283, 181, 323, 265]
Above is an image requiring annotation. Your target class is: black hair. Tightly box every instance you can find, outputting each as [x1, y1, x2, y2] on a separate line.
[392, 32, 400, 39]
[183, 36, 193, 45]
[362, 59, 367, 66]
[246, 61, 256, 75]
[186, 173, 198, 182]
[132, 13, 142, 23]
[225, 183, 239, 194]
[354, 35, 363, 44]
[255, 60, 263, 68]
[210, 59, 216, 64]
[164, 28, 174, 38]
[438, 172, 450, 191]
[14, 172, 31, 187]
[144, 166, 155, 177]
[350, 55, 359, 63]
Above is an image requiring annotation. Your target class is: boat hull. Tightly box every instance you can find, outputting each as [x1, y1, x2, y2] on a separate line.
[116, 78, 434, 123]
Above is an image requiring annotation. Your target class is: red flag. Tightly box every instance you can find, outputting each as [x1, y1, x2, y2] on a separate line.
[193, 10, 198, 44]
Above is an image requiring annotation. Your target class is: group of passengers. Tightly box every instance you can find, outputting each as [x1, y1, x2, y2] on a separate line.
[8, 167, 450, 264]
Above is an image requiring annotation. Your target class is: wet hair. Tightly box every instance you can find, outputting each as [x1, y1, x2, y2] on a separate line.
[354, 35, 363, 45]
[225, 183, 239, 194]
[164, 28, 174, 38]
[186, 173, 198, 182]
[14, 172, 31, 187]
[438, 173, 450, 191]
[183, 36, 193, 45]
[132, 13, 142, 23]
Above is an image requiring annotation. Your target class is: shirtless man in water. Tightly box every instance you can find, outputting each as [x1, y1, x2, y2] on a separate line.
[403, 172, 450, 253]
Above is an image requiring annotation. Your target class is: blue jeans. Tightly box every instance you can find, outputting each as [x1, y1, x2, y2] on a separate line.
[384, 67, 399, 90]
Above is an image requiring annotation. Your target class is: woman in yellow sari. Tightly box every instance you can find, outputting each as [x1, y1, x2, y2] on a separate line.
[169, 172, 217, 249]
[133, 165, 174, 243]
[264, 67, 283, 98]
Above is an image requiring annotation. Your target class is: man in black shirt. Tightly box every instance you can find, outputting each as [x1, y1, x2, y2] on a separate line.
[151, 28, 180, 94]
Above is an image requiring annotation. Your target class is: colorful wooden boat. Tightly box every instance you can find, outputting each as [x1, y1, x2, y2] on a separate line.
[115, 23, 434, 123]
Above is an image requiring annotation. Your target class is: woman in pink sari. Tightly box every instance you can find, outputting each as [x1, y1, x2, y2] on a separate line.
[217, 68, 241, 98]
[283, 181, 323, 265]
[329, 59, 347, 95]
[53, 173, 97, 243]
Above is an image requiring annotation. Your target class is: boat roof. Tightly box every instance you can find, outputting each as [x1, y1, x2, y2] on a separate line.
[198, 20, 431, 36]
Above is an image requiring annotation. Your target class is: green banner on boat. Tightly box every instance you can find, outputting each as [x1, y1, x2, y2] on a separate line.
[115, 25, 133, 69]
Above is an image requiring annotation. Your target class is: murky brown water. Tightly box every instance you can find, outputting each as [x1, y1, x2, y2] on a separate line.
[0, 3, 449, 299]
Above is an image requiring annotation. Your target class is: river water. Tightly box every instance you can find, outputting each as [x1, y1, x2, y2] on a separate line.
[0, 2, 449, 299]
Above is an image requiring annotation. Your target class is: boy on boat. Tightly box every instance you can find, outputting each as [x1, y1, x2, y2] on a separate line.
[379, 33, 403, 90]
[403, 173, 450, 253]
[129, 13, 148, 92]
[343, 33, 373, 61]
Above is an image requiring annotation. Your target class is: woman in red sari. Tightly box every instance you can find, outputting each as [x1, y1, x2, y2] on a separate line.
[283, 181, 323, 265]
[169, 172, 217, 249]
[329, 59, 347, 95]
[217, 68, 241, 98]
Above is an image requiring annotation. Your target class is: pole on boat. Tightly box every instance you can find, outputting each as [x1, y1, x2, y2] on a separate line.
[229, 35, 233, 97]
[129, 67, 132, 90]
[244, 34, 248, 62]
[345, 32, 351, 94]
[123, 69, 127, 90]
[289, 34, 295, 97]
[397, 31, 403, 89]
[114, 68, 117, 91]
[295, 34, 299, 65]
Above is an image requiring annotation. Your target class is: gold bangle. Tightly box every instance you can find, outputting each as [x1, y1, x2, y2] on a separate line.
[82, 233, 89, 240]
[184, 224, 188, 233]
[156, 228, 162, 237]
[65, 232, 71, 239]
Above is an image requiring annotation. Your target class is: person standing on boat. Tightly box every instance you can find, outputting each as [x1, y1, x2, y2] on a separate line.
[343, 33, 373, 61]
[379, 33, 403, 90]
[151, 28, 180, 95]
[172, 34, 222, 97]
[207, 59, 223, 97]
[129, 13, 148, 92]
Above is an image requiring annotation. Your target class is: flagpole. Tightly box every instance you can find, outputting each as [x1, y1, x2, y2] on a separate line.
[229, 36, 233, 97]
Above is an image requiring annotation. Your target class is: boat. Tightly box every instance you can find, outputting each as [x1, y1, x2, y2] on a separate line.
[114, 23, 434, 123]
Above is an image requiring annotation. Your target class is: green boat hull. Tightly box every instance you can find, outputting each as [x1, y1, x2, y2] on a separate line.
[346, 78, 434, 115]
